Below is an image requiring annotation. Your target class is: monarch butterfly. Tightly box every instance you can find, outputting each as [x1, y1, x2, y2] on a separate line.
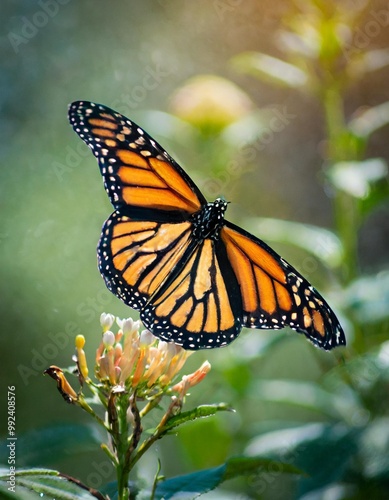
[68, 101, 345, 351]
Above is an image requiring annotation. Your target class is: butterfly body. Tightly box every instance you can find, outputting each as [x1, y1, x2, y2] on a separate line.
[69, 101, 346, 351]
[190, 198, 228, 241]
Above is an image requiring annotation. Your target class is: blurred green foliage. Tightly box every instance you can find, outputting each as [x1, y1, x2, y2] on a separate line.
[1, 0, 389, 498]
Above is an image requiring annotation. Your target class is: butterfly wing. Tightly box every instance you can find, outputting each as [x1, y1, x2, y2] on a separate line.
[68, 102, 243, 349]
[99, 211, 242, 349]
[140, 237, 242, 350]
[68, 101, 206, 216]
[98, 211, 196, 311]
[221, 221, 345, 350]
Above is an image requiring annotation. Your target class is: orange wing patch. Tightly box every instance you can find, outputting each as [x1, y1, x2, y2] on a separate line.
[88, 118, 118, 130]
[221, 225, 291, 323]
[91, 128, 116, 138]
[115, 154, 203, 212]
[117, 150, 149, 168]
[148, 158, 200, 211]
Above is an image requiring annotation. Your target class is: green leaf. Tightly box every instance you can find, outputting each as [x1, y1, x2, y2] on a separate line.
[222, 110, 267, 147]
[359, 417, 389, 480]
[327, 158, 388, 199]
[244, 217, 343, 268]
[223, 456, 303, 480]
[231, 52, 308, 88]
[276, 30, 318, 59]
[0, 468, 106, 500]
[334, 348, 389, 393]
[163, 403, 234, 432]
[138, 110, 197, 146]
[251, 379, 362, 423]
[349, 101, 389, 138]
[0, 424, 102, 466]
[154, 464, 225, 499]
[154, 455, 303, 499]
[359, 176, 389, 219]
[348, 49, 389, 80]
[245, 423, 361, 496]
[345, 272, 389, 324]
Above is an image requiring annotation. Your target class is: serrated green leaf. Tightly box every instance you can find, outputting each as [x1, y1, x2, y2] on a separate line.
[0, 468, 106, 500]
[163, 403, 234, 432]
[231, 52, 308, 88]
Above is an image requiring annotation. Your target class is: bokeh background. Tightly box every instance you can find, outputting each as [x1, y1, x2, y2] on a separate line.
[1, 0, 389, 498]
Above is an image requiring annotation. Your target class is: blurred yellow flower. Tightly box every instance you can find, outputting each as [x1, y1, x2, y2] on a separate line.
[170, 75, 253, 134]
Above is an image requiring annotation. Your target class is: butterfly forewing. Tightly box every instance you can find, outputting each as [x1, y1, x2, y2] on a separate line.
[68, 101, 206, 214]
[221, 222, 345, 350]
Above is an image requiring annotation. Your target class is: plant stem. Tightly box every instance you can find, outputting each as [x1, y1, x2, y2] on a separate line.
[110, 391, 131, 500]
[128, 397, 180, 470]
[322, 85, 360, 284]
[321, 81, 365, 352]
[77, 396, 108, 430]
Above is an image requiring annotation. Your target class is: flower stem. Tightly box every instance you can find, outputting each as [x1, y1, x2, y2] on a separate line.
[323, 86, 360, 284]
[109, 390, 131, 500]
[128, 397, 181, 470]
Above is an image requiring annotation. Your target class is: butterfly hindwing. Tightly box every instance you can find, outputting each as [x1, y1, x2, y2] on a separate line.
[98, 211, 242, 350]
[68, 101, 206, 215]
[140, 238, 242, 350]
[98, 211, 195, 311]
[221, 221, 345, 350]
